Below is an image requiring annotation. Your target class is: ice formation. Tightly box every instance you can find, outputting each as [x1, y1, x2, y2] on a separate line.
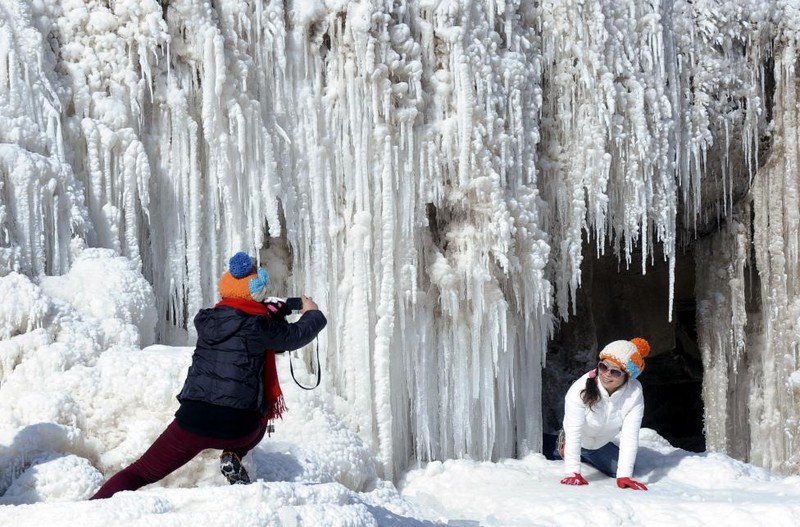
[0, 0, 799, 476]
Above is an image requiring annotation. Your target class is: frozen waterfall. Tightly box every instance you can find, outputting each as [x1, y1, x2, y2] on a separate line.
[1, 0, 799, 476]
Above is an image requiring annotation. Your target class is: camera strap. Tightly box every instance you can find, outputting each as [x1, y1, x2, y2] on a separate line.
[289, 339, 321, 390]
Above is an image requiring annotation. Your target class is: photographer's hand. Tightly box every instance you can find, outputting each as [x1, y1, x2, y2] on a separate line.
[264, 299, 291, 321]
[300, 295, 319, 313]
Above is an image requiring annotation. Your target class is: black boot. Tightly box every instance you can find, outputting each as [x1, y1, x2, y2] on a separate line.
[220, 451, 251, 485]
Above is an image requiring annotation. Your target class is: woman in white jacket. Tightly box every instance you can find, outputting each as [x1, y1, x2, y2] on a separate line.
[557, 338, 650, 490]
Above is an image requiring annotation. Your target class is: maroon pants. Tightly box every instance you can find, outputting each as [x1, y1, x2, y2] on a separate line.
[91, 420, 267, 499]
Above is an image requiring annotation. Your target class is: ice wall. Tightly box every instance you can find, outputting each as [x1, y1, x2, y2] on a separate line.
[695, 2, 800, 474]
[1, 0, 799, 475]
[0, 0, 88, 276]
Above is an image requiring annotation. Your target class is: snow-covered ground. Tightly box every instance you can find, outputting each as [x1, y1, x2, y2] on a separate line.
[3, 413, 800, 527]
[1, 250, 799, 526]
[3, 386, 800, 527]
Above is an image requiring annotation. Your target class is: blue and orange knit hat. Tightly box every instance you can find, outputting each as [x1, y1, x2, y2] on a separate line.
[598, 338, 651, 379]
[218, 251, 270, 302]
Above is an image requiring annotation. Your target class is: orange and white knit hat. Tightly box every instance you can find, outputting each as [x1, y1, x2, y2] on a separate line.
[598, 337, 651, 379]
[218, 252, 270, 302]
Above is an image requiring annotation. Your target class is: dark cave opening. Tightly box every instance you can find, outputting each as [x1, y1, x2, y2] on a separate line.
[637, 299, 705, 452]
[543, 243, 706, 453]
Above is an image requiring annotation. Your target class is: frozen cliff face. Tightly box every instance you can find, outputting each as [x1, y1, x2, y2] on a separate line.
[1, 0, 798, 475]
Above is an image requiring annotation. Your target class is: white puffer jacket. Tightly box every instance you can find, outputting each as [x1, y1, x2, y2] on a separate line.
[562, 371, 644, 478]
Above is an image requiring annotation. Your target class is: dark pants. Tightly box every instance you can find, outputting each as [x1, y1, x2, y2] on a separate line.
[542, 432, 621, 477]
[91, 420, 267, 499]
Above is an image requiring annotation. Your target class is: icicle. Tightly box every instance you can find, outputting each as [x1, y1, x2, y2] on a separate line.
[373, 134, 396, 479]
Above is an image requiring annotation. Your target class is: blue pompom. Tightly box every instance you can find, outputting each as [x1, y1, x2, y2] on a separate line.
[249, 267, 270, 295]
[229, 252, 254, 278]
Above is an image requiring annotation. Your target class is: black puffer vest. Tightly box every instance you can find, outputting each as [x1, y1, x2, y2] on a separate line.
[177, 306, 327, 413]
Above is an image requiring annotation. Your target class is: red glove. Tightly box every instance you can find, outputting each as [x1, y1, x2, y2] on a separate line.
[560, 473, 588, 485]
[617, 477, 647, 490]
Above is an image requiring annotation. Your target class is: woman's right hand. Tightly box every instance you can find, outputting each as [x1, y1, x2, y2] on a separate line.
[617, 477, 647, 490]
[300, 295, 318, 313]
[560, 473, 588, 485]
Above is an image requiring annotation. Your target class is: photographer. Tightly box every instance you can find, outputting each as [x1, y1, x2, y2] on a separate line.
[91, 252, 326, 499]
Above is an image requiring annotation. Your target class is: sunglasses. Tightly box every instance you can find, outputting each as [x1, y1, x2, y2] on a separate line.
[597, 362, 625, 379]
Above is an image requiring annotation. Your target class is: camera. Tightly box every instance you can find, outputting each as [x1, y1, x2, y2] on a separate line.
[266, 296, 303, 312]
[285, 297, 303, 311]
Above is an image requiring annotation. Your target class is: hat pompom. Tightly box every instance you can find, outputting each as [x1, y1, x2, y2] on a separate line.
[630, 337, 650, 358]
[248, 267, 270, 302]
[229, 251, 254, 278]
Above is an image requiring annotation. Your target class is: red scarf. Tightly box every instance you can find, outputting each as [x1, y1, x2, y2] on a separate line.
[216, 298, 287, 423]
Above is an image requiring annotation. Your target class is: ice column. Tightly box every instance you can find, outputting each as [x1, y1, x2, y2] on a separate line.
[695, 213, 750, 460]
[696, 7, 800, 473]
[0, 1, 87, 277]
[271, 1, 552, 478]
[748, 30, 800, 473]
[143, 0, 285, 336]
